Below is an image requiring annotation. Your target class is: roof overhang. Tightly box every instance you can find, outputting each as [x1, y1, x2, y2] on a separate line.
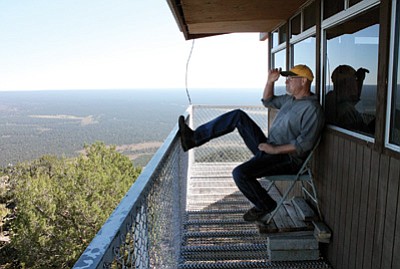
[167, 0, 310, 40]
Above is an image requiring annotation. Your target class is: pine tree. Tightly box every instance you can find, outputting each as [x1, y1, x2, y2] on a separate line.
[9, 142, 141, 268]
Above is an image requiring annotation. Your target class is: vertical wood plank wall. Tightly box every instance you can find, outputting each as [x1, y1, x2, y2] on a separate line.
[314, 132, 400, 269]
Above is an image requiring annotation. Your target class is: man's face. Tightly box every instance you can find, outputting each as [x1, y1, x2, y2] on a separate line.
[285, 76, 303, 95]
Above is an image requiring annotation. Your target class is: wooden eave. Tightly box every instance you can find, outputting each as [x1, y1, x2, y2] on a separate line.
[167, 0, 310, 40]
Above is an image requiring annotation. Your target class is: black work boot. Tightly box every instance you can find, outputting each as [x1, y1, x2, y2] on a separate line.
[243, 202, 277, 222]
[178, 116, 196, 152]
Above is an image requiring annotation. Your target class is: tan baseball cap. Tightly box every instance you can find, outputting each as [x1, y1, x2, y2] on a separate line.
[280, 64, 314, 82]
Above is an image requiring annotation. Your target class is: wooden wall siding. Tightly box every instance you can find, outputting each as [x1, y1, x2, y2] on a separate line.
[314, 132, 400, 269]
[393, 159, 400, 268]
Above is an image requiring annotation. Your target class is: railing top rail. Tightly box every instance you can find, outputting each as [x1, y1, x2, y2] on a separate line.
[192, 104, 265, 109]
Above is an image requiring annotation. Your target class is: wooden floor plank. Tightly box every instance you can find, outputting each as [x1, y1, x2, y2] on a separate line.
[267, 185, 296, 230]
[292, 197, 317, 221]
[268, 234, 318, 250]
[257, 185, 316, 234]
[268, 249, 320, 261]
[284, 201, 307, 229]
[258, 220, 279, 233]
[313, 221, 332, 243]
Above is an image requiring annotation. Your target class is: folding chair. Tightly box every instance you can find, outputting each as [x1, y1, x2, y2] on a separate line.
[263, 138, 322, 224]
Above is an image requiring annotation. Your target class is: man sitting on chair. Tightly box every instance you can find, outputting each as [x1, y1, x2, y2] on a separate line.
[178, 65, 325, 222]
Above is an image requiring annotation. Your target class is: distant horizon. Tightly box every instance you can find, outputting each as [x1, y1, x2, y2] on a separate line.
[0, 87, 264, 93]
[0, 84, 383, 93]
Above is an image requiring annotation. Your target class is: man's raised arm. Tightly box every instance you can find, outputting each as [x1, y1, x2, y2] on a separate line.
[263, 68, 281, 100]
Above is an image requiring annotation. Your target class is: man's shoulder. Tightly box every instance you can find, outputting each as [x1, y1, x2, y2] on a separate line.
[302, 95, 323, 108]
[262, 94, 291, 108]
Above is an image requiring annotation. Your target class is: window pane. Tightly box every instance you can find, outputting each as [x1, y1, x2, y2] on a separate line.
[304, 1, 316, 31]
[323, 0, 344, 20]
[279, 24, 287, 45]
[272, 30, 279, 47]
[324, 7, 379, 137]
[293, 36, 316, 92]
[291, 14, 301, 38]
[389, 7, 400, 146]
[349, 0, 363, 7]
[273, 50, 287, 95]
[390, 68, 400, 145]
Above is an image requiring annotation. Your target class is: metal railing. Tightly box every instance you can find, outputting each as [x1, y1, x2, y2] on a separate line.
[73, 105, 268, 269]
[190, 105, 268, 163]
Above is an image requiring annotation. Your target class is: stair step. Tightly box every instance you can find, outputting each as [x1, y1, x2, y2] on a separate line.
[184, 223, 255, 233]
[186, 193, 245, 203]
[179, 260, 332, 269]
[184, 218, 249, 226]
[184, 210, 245, 223]
[181, 243, 269, 261]
[182, 230, 267, 246]
[186, 209, 247, 215]
[189, 182, 238, 189]
[185, 216, 245, 223]
[187, 200, 251, 211]
[188, 196, 249, 205]
[183, 230, 263, 239]
[188, 187, 239, 195]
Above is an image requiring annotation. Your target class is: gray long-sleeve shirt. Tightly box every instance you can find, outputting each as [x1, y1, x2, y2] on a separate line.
[262, 94, 325, 164]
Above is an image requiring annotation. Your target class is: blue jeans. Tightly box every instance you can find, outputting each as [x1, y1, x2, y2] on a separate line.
[193, 109, 299, 210]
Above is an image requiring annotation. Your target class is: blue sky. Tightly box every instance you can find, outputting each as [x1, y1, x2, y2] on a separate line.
[0, 1, 268, 91]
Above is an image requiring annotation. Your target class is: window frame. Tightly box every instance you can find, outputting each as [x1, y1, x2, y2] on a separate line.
[288, 1, 317, 73]
[320, 0, 380, 143]
[322, 0, 379, 28]
[271, 22, 288, 71]
[271, 22, 288, 51]
[385, 0, 400, 152]
[289, 29, 316, 67]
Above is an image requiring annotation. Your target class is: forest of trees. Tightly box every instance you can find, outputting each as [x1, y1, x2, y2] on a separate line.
[0, 142, 142, 268]
[0, 91, 184, 167]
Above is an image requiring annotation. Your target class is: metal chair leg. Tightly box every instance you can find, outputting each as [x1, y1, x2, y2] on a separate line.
[301, 176, 322, 220]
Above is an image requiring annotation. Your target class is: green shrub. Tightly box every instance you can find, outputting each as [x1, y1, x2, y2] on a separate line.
[9, 142, 141, 268]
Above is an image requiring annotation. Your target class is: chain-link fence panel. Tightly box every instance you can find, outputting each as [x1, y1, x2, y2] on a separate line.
[74, 133, 187, 269]
[190, 106, 268, 163]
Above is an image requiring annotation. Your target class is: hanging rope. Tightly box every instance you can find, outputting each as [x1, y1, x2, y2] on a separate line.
[185, 39, 195, 105]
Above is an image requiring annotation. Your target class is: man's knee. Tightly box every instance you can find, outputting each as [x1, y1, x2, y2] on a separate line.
[229, 109, 252, 127]
[231, 109, 246, 118]
[232, 165, 247, 185]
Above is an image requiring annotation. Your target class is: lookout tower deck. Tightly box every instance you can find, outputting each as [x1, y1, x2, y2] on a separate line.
[181, 162, 332, 268]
